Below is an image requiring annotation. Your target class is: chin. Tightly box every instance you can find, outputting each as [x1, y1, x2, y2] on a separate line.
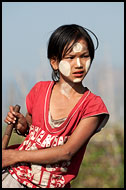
[73, 78, 82, 83]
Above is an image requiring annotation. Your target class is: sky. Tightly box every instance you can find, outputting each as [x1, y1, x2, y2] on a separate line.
[2, 2, 124, 123]
[2, 2, 124, 80]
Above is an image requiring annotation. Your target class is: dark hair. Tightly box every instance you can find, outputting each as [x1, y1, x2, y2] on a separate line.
[47, 24, 99, 81]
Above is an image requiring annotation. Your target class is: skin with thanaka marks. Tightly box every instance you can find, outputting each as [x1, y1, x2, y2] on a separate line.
[73, 42, 83, 53]
[58, 41, 91, 97]
[85, 59, 91, 72]
[59, 43, 82, 78]
[60, 83, 73, 99]
[76, 58, 81, 67]
[73, 78, 82, 83]
[59, 58, 91, 86]
[59, 60, 71, 77]
[59, 61, 73, 98]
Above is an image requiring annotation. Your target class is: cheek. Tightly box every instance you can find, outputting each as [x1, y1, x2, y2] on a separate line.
[85, 59, 91, 72]
[59, 60, 71, 77]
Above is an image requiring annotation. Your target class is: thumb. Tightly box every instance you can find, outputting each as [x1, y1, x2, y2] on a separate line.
[13, 112, 23, 119]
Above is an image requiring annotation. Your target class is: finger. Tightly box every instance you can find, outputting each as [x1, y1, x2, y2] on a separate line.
[4, 118, 11, 125]
[9, 106, 21, 118]
[4, 115, 16, 124]
[9, 106, 18, 116]
[8, 111, 16, 120]
[9, 105, 14, 113]
[4, 106, 18, 125]
[8, 112, 17, 123]
[13, 112, 22, 119]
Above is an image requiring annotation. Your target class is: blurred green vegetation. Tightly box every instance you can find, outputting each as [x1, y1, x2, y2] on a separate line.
[71, 124, 124, 188]
[2, 124, 124, 188]
[2, 126, 25, 146]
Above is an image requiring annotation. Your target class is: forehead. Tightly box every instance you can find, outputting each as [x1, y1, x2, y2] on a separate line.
[73, 39, 88, 48]
[68, 39, 88, 54]
[62, 39, 88, 58]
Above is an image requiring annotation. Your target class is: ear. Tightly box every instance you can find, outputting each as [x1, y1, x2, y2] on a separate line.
[50, 58, 59, 70]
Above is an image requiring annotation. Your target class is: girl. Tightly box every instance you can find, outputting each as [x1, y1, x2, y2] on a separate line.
[2, 24, 109, 188]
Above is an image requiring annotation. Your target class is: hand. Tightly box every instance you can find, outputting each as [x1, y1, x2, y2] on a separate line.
[4, 105, 28, 135]
[2, 149, 17, 168]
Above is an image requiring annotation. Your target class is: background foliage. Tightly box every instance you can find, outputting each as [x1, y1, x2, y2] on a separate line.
[71, 124, 124, 188]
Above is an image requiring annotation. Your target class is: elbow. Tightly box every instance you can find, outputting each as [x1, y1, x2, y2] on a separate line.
[63, 149, 73, 161]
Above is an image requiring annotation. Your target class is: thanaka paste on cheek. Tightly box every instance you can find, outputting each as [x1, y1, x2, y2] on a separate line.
[59, 61, 74, 98]
[85, 59, 91, 73]
[73, 42, 83, 53]
[73, 59, 91, 83]
[59, 60, 71, 77]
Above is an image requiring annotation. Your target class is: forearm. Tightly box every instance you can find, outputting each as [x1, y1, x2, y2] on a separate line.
[17, 145, 71, 165]
[3, 116, 102, 168]
[2, 145, 70, 169]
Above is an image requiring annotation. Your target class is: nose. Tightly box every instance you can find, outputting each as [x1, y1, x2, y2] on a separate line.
[77, 58, 81, 67]
[75, 58, 83, 69]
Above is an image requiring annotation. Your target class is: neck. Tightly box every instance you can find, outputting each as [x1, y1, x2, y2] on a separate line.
[56, 78, 85, 99]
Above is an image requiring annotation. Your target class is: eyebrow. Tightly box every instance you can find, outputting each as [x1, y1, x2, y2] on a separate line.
[66, 51, 89, 56]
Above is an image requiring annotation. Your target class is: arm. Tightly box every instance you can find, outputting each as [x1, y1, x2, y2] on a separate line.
[2, 105, 20, 150]
[2, 115, 102, 168]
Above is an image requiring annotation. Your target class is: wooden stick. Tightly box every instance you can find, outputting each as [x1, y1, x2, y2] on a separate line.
[2, 105, 21, 150]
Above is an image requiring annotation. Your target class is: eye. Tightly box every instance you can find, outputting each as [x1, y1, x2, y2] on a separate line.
[80, 54, 89, 58]
[65, 56, 75, 60]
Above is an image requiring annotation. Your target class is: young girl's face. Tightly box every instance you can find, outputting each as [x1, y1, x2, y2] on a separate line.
[58, 39, 91, 83]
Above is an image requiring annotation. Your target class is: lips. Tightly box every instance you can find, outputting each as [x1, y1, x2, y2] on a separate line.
[72, 70, 84, 77]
